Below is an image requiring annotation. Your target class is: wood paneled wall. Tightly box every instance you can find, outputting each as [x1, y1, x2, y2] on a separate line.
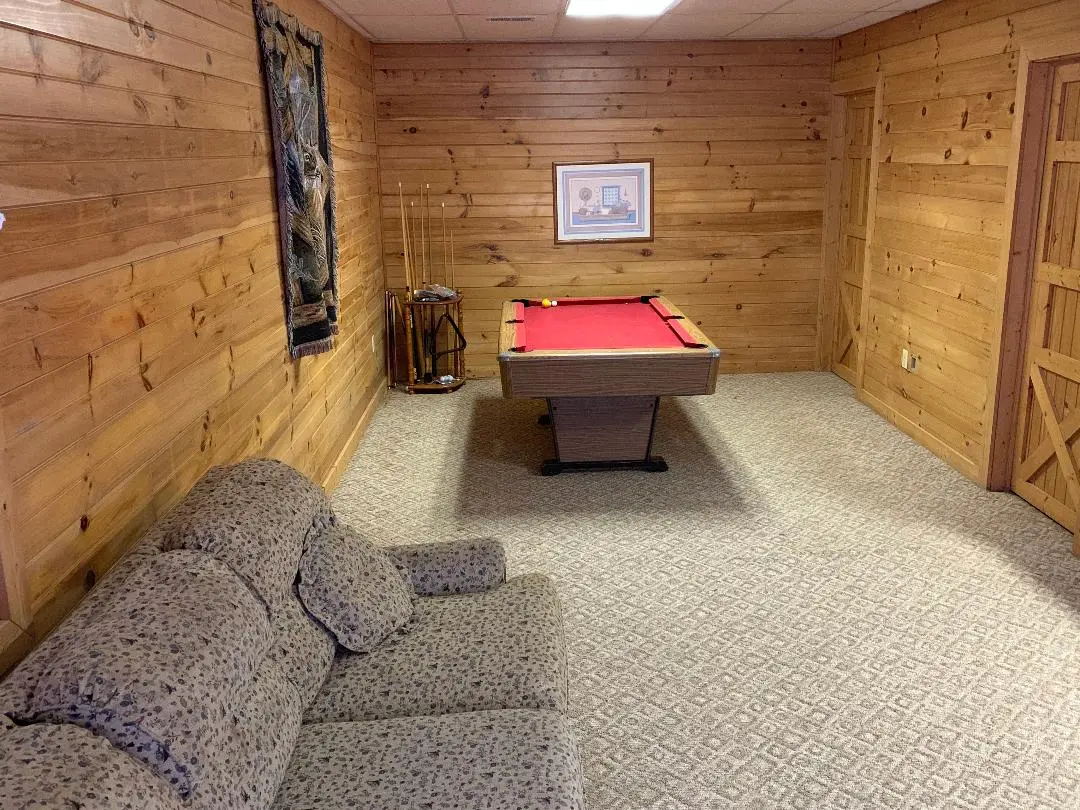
[826, 0, 1080, 483]
[0, 0, 384, 670]
[373, 41, 833, 376]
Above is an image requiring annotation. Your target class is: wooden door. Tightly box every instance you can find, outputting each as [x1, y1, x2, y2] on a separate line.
[832, 89, 876, 384]
[1012, 61, 1080, 551]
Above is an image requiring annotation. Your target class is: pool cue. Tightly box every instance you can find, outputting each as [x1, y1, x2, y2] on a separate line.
[441, 203, 448, 287]
[418, 185, 426, 287]
[425, 184, 434, 289]
[409, 201, 418, 292]
[398, 183, 411, 294]
[407, 199, 416, 292]
[384, 291, 393, 388]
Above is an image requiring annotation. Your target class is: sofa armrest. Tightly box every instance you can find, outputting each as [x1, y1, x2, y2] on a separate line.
[383, 539, 506, 596]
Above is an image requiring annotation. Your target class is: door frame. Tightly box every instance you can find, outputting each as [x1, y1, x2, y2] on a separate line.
[987, 49, 1080, 491]
[817, 73, 885, 385]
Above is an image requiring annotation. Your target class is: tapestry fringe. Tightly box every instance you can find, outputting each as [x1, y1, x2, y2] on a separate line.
[291, 336, 335, 360]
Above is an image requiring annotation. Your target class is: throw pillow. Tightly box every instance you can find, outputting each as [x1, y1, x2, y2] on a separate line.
[298, 525, 414, 653]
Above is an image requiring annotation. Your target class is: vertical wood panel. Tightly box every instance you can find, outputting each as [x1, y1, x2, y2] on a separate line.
[374, 41, 833, 376]
[0, 0, 384, 669]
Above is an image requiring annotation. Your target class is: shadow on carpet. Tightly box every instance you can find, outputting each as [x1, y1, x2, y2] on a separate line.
[454, 395, 753, 520]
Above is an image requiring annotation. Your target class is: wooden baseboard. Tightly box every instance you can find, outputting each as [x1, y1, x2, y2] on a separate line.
[0, 619, 32, 677]
[832, 364, 856, 387]
[858, 387, 982, 485]
[323, 379, 387, 492]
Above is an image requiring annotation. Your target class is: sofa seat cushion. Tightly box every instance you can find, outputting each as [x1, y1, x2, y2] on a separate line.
[156, 459, 335, 612]
[304, 574, 567, 723]
[11, 551, 272, 798]
[298, 525, 414, 653]
[272, 709, 584, 810]
[0, 721, 186, 810]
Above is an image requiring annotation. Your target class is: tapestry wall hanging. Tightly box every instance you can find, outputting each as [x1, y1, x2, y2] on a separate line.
[253, 0, 339, 359]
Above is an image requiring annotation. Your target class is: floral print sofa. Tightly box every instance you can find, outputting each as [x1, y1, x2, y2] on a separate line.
[0, 459, 585, 809]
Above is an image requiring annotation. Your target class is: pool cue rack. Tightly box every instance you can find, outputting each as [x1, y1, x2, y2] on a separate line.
[386, 181, 467, 394]
[402, 293, 466, 394]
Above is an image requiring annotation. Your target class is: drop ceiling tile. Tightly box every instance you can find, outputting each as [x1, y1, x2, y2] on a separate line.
[340, 0, 451, 13]
[731, 12, 856, 36]
[459, 13, 559, 39]
[353, 14, 463, 39]
[553, 16, 657, 39]
[641, 12, 761, 38]
[813, 9, 899, 34]
[451, 0, 564, 12]
[672, 0, 790, 12]
[780, 0, 891, 11]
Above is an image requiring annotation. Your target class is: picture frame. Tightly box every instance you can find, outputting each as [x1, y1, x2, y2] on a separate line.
[552, 159, 654, 245]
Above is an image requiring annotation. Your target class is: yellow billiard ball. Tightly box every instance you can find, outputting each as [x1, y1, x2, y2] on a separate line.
[541, 298, 552, 308]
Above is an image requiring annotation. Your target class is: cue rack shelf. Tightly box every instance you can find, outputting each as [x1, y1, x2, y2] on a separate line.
[385, 181, 467, 394]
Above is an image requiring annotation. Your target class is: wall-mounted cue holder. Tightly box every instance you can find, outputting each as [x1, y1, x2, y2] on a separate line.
[384, 182, 466, 394]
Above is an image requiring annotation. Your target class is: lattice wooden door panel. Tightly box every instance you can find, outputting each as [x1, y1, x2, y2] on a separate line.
[1012, 61, 1080, 551]
[832, 89, 876, 385]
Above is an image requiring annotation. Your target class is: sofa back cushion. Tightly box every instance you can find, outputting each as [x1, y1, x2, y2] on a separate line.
[266, 590, 336, 708]
[0, 721, 186, 810]
[10, 551, 272, 798]
[189, 660, 303, 810]
[155, 459, 335, 613]
[298, 525, 415, 653]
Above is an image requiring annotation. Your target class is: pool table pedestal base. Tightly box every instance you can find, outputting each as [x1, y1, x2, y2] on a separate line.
[539, 395, 669, 475]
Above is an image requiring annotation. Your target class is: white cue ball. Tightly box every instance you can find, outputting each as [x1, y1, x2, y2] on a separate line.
[551, 300, 558, 306]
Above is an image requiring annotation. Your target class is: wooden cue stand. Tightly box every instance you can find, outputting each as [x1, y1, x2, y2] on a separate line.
[401, 291, 466, 394]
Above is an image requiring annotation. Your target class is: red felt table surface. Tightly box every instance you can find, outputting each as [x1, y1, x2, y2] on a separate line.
[521, 299, 687, 351]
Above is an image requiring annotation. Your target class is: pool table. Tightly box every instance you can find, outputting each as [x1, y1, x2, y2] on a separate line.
[497, 295, 721, 475]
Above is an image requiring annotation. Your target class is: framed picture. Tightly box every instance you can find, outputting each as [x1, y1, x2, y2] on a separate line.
[552, 160, 654, 244]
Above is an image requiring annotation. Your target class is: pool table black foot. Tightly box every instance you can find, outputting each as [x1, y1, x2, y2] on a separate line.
[539, 457, 668, 475]
[643, 457, 669, 473]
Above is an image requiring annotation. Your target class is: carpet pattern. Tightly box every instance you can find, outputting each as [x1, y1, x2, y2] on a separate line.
[333, 373, 1080, 809]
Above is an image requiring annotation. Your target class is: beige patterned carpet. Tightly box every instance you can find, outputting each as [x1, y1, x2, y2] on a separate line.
[333, 372, 1080, 809]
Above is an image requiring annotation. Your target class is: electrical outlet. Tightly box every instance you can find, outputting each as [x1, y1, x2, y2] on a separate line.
[900, 348, 918, 372]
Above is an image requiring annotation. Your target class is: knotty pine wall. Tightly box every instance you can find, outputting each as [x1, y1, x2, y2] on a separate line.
[0, 0, 384, 669]
[828, 0, 1080, 484]
[374, 41, 833, 376]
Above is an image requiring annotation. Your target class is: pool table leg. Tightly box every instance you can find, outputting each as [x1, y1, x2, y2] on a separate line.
[538, 395, 669, 474]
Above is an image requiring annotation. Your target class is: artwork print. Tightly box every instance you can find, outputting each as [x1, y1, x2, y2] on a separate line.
[253, 0, 339, 358]
[553, 160, 654, 244]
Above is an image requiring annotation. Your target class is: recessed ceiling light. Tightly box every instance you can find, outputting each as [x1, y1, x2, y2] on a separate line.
[565, 0, 682, 18]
